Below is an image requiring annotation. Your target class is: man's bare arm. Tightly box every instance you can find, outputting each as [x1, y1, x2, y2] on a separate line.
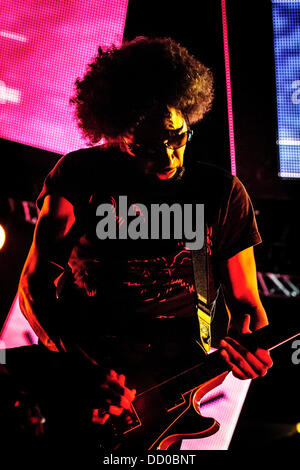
[218, 246, 273, 380]
[18, 194, 76, 350]
[18, 194, 136, 418]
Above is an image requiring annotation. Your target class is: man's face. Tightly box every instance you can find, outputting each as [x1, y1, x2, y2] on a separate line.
[125, 107, 188, 180]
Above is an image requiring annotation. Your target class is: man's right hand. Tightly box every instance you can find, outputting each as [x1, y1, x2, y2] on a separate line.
[92, 370, 136, 424]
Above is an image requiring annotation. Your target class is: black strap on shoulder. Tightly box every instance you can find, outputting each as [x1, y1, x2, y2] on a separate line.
[191, 225, 214, 354]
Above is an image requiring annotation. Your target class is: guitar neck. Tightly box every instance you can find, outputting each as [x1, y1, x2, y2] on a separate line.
[138, 323, 300, 399]
[231, 323, 300, 352]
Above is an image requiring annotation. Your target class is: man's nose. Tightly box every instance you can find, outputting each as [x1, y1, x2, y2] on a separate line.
[158, 144, 175, 164]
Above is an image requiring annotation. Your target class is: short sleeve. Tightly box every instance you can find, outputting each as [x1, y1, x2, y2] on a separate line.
[36, 150, 89, 211]
[216, 176, 262, 261]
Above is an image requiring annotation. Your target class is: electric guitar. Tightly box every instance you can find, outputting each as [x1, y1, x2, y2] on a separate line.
[2, 324, 299, 455]
[97, 324, 300, 451]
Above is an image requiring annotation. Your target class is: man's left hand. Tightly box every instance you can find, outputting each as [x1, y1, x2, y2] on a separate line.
[219, 336, 273, 380]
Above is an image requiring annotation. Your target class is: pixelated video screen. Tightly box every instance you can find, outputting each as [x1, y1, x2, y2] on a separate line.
[272, 0, 300, 178]
[0, 0, 128, 155]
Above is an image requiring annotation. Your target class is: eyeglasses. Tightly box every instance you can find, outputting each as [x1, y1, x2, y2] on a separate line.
[127, 129, 193, 155]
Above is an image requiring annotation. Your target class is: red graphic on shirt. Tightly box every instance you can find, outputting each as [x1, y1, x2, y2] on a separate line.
[206, 225, 213, 255]
[123, 245, 195, 303]
[106, 198, 214, 305]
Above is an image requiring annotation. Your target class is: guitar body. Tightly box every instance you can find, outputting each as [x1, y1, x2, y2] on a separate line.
[2, 325, 299, 454]
[107, 371, 228, 451]
[95, 323, 300, 451]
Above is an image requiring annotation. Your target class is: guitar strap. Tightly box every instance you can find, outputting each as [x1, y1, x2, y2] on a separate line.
[191, 224, 214, 354]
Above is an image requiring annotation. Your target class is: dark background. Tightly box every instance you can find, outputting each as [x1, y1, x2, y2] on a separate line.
[0, 0, 299, 450]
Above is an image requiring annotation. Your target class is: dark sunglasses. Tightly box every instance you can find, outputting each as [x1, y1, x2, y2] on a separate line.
[127, 129, 193, 155]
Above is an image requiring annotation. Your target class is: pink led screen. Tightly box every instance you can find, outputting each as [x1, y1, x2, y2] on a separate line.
[0, 0, 128, 155]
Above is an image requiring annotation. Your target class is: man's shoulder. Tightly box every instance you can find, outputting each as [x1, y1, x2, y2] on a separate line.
[61, 144, 123, 167]
[55, 145, 129, 186]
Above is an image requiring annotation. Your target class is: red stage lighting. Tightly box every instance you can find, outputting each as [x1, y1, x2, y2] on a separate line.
[0, 224, 6, 250]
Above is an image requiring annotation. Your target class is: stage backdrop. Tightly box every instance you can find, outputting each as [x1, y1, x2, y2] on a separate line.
[0, 0, 128, 155]
[272, 0, 300, 179]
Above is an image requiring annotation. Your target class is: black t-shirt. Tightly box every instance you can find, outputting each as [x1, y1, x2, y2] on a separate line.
[36, 145, 261, 358]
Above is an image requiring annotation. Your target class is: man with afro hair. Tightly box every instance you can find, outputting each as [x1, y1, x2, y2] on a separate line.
[17, 37, 272, 451]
